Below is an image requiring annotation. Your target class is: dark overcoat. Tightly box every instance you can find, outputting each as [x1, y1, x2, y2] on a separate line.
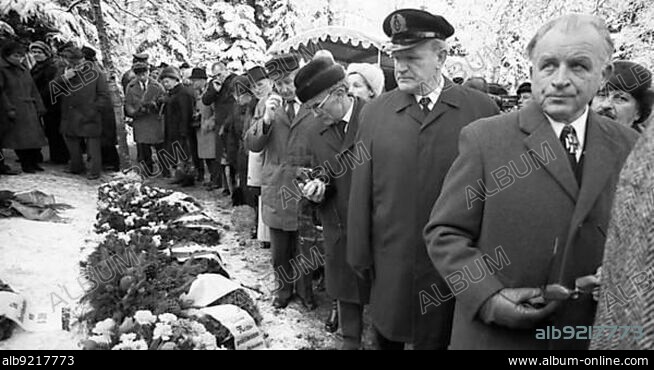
[298, 97, 371, 304]
[424, 102, 638, 349]
[56, 64, 109, 138]
[347, 79, 499, 346]
[0, 57, 46, 149]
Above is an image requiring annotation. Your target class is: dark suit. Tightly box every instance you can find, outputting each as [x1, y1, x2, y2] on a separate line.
[424, 102, 638, 349]
[347, 79, 499, 348]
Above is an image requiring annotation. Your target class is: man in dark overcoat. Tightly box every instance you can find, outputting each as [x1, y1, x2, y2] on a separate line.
[423, 14, 638, 350]
[347, 9, 499, 350]
[290, 57, 372, 349]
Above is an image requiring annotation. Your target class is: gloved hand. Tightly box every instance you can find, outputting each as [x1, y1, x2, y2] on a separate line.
[478, 287, 560, 329]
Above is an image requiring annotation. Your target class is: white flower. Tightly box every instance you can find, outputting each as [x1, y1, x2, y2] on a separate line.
[92, 318, 116, 336]
[194, 332, 217, 350]
[89, 334, 111, 345]
[119, 333, 137, 343]
[151, 235, 161, 247]
[133, 310, 156, 325]
[157, 313, 177, 324]
[112, 339, 148, 350]
[153, 323, 173, 341]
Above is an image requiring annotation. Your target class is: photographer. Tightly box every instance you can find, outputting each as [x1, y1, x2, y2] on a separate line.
[125, 62, 166, 176]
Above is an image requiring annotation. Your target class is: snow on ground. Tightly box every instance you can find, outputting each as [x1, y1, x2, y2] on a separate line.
[0, 157, 374, 350]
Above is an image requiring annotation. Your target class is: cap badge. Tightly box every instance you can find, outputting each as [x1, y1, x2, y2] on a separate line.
[391, 14, 407, 35]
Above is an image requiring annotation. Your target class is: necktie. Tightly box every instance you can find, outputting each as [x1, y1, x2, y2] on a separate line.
[559, 125, 579, 172]
[285, 101, 296, 122]
[335, 120, 347, 140]
[419, 96, 432, 116]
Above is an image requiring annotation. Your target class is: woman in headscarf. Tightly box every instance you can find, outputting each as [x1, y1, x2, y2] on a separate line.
[346, 63, 385, 102]
[29, 41, 69, 164]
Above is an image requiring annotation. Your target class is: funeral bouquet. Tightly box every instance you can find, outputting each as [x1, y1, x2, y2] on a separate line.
[83, 311, 223, 350]
[95, 181, 201, 233]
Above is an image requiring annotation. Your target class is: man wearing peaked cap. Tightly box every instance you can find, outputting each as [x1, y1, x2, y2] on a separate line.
[288, 56, 371, 349]
[245, 53, 318, 311]
[383, 8, 454, 53]
[347, 8, 499, 350]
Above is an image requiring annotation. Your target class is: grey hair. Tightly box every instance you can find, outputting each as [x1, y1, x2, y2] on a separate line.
[526, 14, 614, 62]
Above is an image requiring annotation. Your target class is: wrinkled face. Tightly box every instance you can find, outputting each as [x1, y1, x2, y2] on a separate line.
[308, 86, 349, 122]
[274, 71, 297, 101]
[519, 92, 533, 108]
[347, 73, 374, 101]
[30, 49, 47, 62]
[592, 88, 641, 127]
[530, 26, 612, 123]
[392, 40, 447, 95]
[6, 52, 24, 65]
[150, 69, 160, 80]
[161, 77, 177, 91]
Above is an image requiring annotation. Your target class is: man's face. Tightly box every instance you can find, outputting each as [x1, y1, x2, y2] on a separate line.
[591, 88, 640, 127]
[150, 69, 160, 80]
[136, 71, 149, 83]
[6, 52, 24, 65]
[530, 26, 612, 123]
[274, 72, 297, 101]
[65, 57, 84, 70]
[253, 78, 273, 99]
[309, 87, 349, 122]
[30, 49, 47, 62]
[161, 77, 177, 91]
[392, 41, 446, 95]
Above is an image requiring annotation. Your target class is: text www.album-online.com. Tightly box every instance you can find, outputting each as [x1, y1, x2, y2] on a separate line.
[508, 357, 649, 366]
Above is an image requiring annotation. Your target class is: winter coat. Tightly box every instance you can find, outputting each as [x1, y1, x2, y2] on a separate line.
[0, 57, 46, 149]
[125, 77, 165, 144]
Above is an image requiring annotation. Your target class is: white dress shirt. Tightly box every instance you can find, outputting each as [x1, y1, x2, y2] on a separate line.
[545, 107, 588, 162]
[414, 75, 445, 111]
[340, 100, 354, 133]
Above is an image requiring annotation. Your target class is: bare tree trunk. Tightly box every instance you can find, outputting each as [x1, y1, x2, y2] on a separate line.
[91, 0, 132, 169]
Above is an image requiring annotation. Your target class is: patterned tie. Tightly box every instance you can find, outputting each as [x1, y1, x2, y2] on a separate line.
[559, 125, 579, 172]
[285, 100, 296, 122]
[419, 97, 432, 116]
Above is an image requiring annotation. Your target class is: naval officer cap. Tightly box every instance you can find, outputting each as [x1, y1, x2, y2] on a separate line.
[383, 9, 454, 53]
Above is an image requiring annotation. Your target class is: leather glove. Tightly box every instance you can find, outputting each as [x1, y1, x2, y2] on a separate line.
[478, 287, 560, 329]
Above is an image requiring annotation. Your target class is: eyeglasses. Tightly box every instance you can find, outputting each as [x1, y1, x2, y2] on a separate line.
[310, 91, 333, 113]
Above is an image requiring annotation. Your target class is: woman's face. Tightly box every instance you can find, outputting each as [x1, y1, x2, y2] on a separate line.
[347, 73, 373, 101]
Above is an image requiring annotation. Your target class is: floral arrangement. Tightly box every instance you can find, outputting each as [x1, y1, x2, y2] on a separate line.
[80, 179, 262, 350]
[83, 311, 224, 350]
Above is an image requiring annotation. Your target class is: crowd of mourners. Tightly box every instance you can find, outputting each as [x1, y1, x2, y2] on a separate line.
[1, 7, 653, 350]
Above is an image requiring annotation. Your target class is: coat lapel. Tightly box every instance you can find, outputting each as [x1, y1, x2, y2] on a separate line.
[341, 98, 363, 151]
[520, 103, 579, 202]
[392, 90, 424, 125]
[289, 104, 309, 129]
[421, 78, 460, 131]
[569, 112, 622, 229]
[319, 121, 343, 152]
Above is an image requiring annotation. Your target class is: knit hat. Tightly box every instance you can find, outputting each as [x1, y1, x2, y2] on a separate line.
[294, 57, 346, 103]
[346, 63, 385, 98]
[28, 41, 52, 57]
[160, 66, 181, 81]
